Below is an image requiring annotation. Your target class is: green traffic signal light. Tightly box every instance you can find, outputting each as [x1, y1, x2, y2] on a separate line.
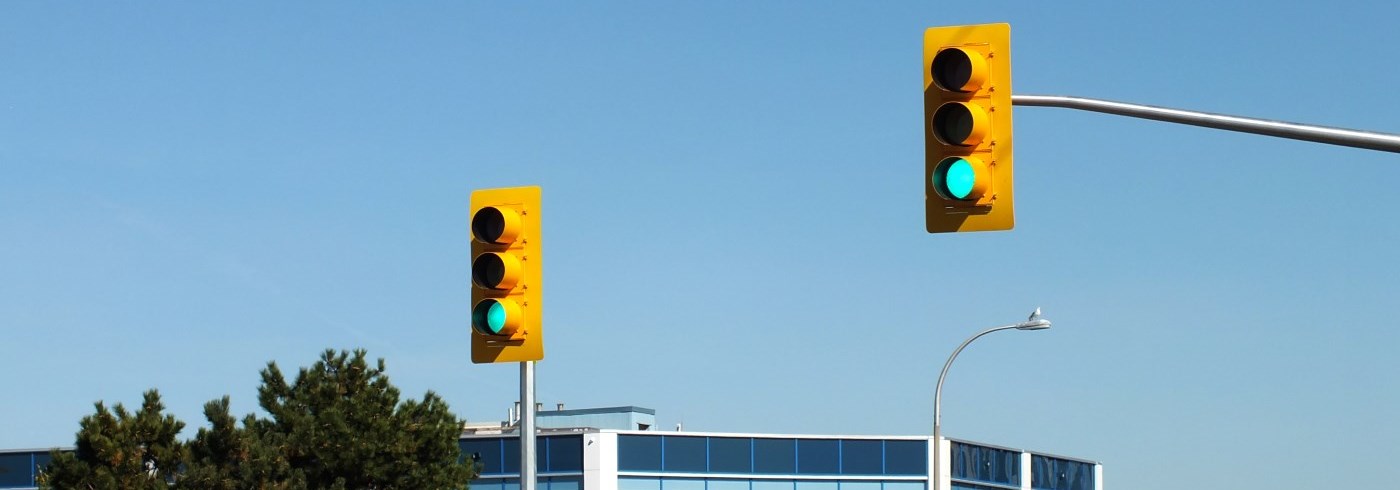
[471, 298, 520, 336]
[932, 157, 989, 201]
[942, 158, 976, 199]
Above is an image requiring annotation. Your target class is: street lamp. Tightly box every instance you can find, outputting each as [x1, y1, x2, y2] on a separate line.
[932, 308, 1051, 490]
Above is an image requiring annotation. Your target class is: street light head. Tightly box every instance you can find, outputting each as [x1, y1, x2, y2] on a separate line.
[1017, 308, 1051, 330]
[1016, 318, 1051, 330]
[1019, 308, 1052, 331]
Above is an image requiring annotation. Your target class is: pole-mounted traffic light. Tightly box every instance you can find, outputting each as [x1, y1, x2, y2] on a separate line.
[470, 186, 543, 363]
[924, 23, 1015, 233]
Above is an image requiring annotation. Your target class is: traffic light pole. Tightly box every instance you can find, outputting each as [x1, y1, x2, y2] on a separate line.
[1012, 94, 1400, 153]
[521, 361, 537, 490]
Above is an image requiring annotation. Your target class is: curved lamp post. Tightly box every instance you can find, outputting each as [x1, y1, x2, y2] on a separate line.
[932, 308, 1051, 490]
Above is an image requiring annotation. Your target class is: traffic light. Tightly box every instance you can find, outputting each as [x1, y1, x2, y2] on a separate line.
[924, 23, 1015, 233]
[470, 186, 543, 363]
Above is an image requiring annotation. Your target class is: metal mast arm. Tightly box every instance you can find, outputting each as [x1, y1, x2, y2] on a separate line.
[1012, 94, 1400, 153]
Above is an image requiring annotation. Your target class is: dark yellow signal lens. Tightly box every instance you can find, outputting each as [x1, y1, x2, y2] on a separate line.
[931, 47, 988, 93]
[931, 102, 990, 147]
[471, 206, 521, 244]
[472, 252, 522, 290]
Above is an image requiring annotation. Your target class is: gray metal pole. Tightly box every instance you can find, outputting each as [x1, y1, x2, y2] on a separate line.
[521, 361, 536, 490]
[1012, 94, 1400, 153]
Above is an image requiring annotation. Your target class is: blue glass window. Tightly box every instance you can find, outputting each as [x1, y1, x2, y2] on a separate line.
[884, 440, 927, 475]
[548, 477, 582, 490]
[460, 436, 582, 476]
[664, 478, 706, 490]
[503, 438, 520, 473]
[620, 435, 663, 471]
[953, 484, 1014, 490]
[463, 438, 503, 474]
[1030, 456, 1093, 490]
[474, 478, 505, 490]
[499, 438, 548, 474]
[796, 439, 839, 474]
[951, 443, 1019, 487]
[752, 480, 794, 490]
[0, 453, 34, 486]
[710, 437, 753, 473]
[547, 436, 583, 472]
[621, 477, 662, 490]
[795, 481, 836, 490]
[33, 452, 51, 474]
[839, 482, 880, 490]
[840, 440, 883, 475]
[884, 482, 926, 490]
[664, 436, 707, 472]
[754, 439, 796, 474]
[708, 479, 750, 490]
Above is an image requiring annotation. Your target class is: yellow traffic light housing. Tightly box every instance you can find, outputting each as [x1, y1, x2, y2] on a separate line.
[924, 23, 1015, 233]
[470, 186, 543, 363]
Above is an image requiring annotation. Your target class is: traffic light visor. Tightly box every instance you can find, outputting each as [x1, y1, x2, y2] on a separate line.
[472, 252, 522, 290]
[931, 47, 987, 93]
[931, 102, 989, 146]
[472, 206, 521, 244]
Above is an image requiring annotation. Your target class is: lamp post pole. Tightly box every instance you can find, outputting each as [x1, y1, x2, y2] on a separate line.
[521, 361, 536, 490]
[932, 309, 1051, 490]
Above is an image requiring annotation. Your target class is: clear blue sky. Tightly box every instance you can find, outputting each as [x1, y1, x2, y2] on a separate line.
[3, 2, 1398, 489]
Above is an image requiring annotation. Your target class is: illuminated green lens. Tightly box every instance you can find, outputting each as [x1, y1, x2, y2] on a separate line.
[472, 300, 508, 335]
[943, 159, 976, 200]
[487, 302, 506, 331]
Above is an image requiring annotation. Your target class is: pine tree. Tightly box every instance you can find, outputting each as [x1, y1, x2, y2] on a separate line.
[41, 349, 477, 490]
[37, 390, 187, 490]
[188, 349, 477, 489]
[183, 396, 301, 489]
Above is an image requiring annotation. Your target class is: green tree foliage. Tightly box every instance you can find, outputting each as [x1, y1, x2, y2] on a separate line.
[182, 396, 300, 489]
[37, 390, 187, 490]
[41, 349, 477, 490]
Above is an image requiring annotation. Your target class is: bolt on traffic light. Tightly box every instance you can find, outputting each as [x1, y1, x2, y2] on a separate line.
[470, 186, 543, 363]
[924, 23, 1015, 233]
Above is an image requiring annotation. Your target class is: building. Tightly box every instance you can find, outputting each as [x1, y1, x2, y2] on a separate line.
[467, 406, 1100, 490]
[0, 406, 1100, 490]
[0, 450, 51, 490]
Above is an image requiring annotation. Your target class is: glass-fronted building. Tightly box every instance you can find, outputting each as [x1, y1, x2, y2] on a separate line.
[463, 406, 1100, 490]
[0, 450, 50, 490]
[461, 428, 1099, 490]
[0, 406, 1100, 490]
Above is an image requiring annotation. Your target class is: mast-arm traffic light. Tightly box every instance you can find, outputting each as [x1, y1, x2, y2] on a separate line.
[924, 23, 1015, 233]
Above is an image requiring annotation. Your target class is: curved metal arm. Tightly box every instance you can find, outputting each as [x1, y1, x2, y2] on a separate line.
[933, 323, 1020, 439]
[1012, 94, 1400, 153]
[931, 315, 1048, 490]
